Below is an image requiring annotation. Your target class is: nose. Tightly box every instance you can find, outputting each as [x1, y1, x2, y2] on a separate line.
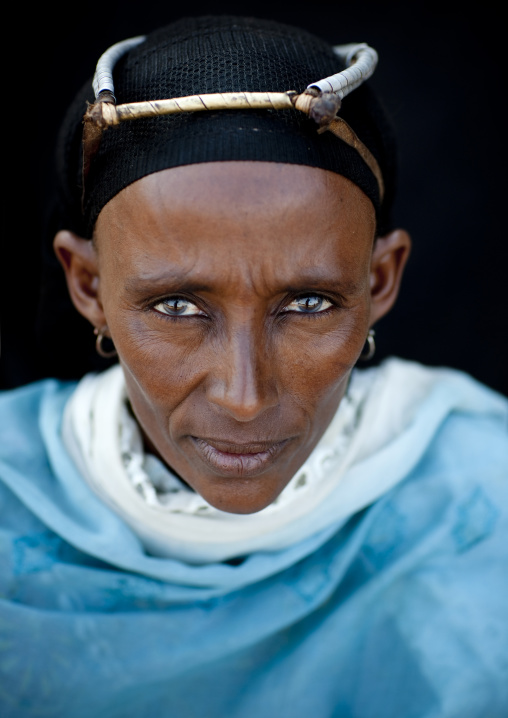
[206, 325, 278, 421]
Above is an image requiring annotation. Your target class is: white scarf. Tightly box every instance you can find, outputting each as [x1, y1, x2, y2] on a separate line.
[62, 359, 437, 563]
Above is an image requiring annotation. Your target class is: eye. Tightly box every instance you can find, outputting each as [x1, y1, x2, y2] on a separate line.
[153, 297, 204, 317]
[283, 294, 333, 314]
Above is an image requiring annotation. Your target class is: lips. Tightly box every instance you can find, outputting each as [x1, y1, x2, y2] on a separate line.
[190, 437, 291, 477]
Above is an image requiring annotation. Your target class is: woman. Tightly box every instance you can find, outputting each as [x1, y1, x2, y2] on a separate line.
[1, 16, 507, 718]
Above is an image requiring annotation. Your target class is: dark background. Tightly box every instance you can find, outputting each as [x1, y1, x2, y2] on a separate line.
[2, 1, 507, 394]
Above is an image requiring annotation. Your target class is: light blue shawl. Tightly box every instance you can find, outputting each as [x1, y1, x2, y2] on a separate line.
[0, 363, 507, 717]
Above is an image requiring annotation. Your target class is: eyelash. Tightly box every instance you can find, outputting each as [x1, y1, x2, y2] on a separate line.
[150, 296, 205, 321]
[149, 293, 338, 321]
[282, 295, 335, 318]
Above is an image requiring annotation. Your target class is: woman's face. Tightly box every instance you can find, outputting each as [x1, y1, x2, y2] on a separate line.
[59, 162, 409, 513]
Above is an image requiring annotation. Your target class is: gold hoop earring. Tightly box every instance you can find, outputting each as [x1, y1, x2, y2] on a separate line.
[94, 327, 117, 358]
[360, 329, 376, 361]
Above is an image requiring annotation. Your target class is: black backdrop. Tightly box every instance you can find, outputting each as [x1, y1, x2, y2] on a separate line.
[2, 1, 507, 394]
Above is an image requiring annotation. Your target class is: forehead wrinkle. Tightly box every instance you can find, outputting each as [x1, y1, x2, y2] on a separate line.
[122, 232, 369, 301]
[228, 235, 370, 298]
[98, 164, 375, 301]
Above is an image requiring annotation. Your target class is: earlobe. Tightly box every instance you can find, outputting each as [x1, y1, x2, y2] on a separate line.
[369, 229, 411, 325]
[53, 230, 107, 328]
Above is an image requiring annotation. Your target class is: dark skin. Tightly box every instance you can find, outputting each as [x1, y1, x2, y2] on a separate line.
[55, 162, 410, 514]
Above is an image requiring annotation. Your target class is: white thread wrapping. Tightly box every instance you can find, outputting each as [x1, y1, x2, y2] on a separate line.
[93, 36, 146, 98]
[307, 43, 378, 98]
[91, 36, 377, 106]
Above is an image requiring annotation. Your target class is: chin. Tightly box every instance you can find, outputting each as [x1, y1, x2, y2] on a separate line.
[194, 476, 288, 515]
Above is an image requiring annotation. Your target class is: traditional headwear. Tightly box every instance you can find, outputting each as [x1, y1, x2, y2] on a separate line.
[55, 16, 397, 239]
[40, 16, 398, 379]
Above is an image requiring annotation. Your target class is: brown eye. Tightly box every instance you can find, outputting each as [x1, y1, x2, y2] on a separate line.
[285, 295, 333, 314]
[153, 297, 203, 317]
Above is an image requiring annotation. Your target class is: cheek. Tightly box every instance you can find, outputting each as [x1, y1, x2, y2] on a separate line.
[97, 286, 204, 408]
[114, 322, 208, 411]
[275, 309, 370, 401]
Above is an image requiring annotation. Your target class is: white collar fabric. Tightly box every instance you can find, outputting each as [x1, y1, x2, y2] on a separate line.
[61, 359, 440, 564]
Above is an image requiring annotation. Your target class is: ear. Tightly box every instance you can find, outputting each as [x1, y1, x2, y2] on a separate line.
[369, 229, 411, 325]
[53, 230, 107, 329]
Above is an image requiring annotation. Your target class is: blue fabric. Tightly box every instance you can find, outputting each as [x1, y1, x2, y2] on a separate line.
[0, 370, 507, 717]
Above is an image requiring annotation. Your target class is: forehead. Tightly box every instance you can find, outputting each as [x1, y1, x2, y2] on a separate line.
[94, 162, 376, 291]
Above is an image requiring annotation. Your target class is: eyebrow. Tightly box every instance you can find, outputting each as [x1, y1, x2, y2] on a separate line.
[124, 272, 214, 296]
[280, 270, 364, 292]
[123, 268, 364, 298]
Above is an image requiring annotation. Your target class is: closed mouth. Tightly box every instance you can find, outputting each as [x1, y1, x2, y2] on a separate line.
[190, 436, 291, 477]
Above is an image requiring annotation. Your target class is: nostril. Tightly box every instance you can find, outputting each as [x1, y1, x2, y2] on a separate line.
[206, 367, 278, 421]
[208, 390, 276, 422]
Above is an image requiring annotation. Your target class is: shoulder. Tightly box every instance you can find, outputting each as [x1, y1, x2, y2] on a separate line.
[371, 357, 508, 453]
[402, 358, 507, 483]
[354, 358, 508, 580]
[372, 357, 508, 415]
[376, 357, 508, 519]
[0, 377, 76, 413]
[0, 379, 77, 463]
[363, 361, 508, 578]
